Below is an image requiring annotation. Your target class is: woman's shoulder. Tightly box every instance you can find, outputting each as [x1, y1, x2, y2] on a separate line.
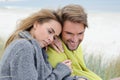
[8, 39, 34, 52]
[13, 39, 32, 46]
[2, 39, 35, 61]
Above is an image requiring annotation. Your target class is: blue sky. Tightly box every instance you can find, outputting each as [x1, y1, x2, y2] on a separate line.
[0, 0, 120, 12]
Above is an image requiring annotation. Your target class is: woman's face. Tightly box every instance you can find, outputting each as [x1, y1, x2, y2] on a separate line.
[31, 20, 62, 48]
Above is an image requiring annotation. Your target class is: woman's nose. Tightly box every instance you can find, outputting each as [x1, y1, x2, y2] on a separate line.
[49, 35, 54, 42]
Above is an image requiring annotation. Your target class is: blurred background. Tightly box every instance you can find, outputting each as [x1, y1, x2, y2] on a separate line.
[0, 0, 120, 79]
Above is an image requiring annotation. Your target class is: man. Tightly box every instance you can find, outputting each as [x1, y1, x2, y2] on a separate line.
[47, 4, 102, 80]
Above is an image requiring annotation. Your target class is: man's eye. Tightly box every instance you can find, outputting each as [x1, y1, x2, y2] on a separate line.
[78, 32, 84, 35]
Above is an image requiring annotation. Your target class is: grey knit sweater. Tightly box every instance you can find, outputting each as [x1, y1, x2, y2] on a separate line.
[0, 31, 78, 80]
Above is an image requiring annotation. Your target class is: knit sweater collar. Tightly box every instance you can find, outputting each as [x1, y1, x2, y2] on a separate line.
[18, 31, 33, 40]
[18, 30, 48, 61]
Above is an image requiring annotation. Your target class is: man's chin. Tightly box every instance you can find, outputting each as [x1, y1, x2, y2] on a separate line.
[68, 46, 78, 51]
[66, 43, 79, 51]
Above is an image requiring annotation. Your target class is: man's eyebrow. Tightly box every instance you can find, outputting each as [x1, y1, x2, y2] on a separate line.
[64, 31, 72, 34]
[78, 31, 84, 33]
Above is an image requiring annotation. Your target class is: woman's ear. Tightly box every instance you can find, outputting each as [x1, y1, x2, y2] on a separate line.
[33, 21, 39, 30]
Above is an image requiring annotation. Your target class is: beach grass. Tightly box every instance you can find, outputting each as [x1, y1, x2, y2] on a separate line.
[0, 38, 5, 59]
[84, 52, 120, 80]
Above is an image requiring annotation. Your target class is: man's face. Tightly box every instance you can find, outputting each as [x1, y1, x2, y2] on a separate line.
[61, 20, 85, 51]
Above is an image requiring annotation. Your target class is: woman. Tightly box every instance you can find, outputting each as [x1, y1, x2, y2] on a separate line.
[0, 9, 78, 80]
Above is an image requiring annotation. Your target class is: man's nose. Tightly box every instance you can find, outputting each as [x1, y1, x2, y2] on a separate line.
[72, 35, 79, 42]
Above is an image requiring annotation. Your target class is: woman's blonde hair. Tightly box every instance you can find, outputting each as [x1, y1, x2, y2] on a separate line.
[5, 9, 62, 48]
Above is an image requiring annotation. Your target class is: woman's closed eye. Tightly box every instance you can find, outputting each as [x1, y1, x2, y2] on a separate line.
[48, 28, 55, 34]
[48, 30, 52, 34]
